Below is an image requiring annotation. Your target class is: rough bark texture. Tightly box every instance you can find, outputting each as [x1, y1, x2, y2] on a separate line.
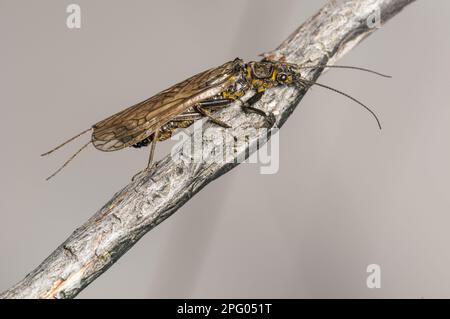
[1, 0, 415, 299]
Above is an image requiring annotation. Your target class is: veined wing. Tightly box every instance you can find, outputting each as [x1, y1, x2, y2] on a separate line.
[92, 58, 244, 152]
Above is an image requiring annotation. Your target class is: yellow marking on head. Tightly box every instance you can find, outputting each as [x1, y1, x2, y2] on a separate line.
[286, 75, 293, 84]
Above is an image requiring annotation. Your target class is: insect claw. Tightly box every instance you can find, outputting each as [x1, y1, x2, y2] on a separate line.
[131, 170, 144, 182]
[265, 112, 276, 128]
[131, 163, 158, 182]
[222, 122, 232, 129]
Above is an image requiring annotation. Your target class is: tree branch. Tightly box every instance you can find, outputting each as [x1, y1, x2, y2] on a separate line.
[1, 0, 415, 299]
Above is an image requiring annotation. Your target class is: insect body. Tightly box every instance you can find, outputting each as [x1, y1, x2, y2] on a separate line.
[42, 58, 388, 180]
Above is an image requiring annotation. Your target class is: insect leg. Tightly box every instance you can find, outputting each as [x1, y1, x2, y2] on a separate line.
[198, 98, 233, 111]
[241, 91, 264, 112]
[195, 99, 233, 128]
[171, 113, 202, 121]
[132, 130, 160, 181]
[147, 130, 159, 169]
[241, 92, 276, 128]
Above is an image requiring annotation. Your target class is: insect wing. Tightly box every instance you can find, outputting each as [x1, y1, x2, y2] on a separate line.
[92, 58, 244, 152]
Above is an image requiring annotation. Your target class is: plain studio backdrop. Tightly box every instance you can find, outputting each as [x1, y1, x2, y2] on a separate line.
[1, 0, 450, 298]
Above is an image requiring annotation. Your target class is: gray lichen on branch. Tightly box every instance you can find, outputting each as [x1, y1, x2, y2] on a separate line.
[0, 0, 416, 299]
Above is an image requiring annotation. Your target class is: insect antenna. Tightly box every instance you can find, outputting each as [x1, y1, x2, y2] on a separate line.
[45, 141, 91, 181]
[41, 128, 92, 156]
[298, 78, 382, 130]
[298, 65, 391, 78]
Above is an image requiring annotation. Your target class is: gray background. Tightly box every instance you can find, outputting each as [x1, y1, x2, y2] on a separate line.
[1, 0, 449, 298]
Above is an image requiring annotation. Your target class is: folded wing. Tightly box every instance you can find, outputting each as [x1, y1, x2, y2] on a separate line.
[92, 58, 244, 152]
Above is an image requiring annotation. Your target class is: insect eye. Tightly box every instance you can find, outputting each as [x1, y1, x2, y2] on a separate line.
[277, 73, 288, 82]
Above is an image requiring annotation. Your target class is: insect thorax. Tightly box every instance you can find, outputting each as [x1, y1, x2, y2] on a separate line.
[246, 61, 298, 93]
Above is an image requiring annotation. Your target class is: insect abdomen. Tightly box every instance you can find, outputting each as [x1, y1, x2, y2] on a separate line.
[131, 119, 195, 148]
[132, 138, 151, 148]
